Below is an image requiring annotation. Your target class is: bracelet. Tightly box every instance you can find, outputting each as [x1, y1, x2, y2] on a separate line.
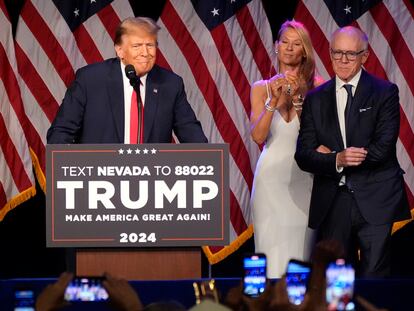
[292, 101, 303, 107]
[264, 101, 277, 112]
[294, 106, 302, 111]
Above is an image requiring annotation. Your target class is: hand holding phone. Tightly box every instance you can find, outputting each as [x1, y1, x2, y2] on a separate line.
[64, 277, 109, 302]
[285, 259, 312, 305]
[243, 253, 267, 298]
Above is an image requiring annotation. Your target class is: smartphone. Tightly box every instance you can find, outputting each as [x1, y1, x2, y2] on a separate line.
[14, 289, 35, 311]
[285, 259, 312, 305]
[64, 276, 109, 302]
[242, 253, 267, 298]
[326, 259, 355, 311]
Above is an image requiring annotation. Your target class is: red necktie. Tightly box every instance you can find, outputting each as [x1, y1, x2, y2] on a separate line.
[130, 83, 144, 144]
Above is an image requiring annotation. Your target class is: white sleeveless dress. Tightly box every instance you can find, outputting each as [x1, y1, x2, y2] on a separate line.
[251, 84, 315, 278]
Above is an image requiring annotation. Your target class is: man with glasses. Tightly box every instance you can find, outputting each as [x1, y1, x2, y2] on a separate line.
[295, 26, 410, 277]
[48, 16, 207, 144]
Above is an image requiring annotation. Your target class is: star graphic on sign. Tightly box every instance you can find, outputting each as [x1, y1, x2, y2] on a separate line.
[118, 148, 124, 154]
[135, 148, 141, 154]
[127, 148, 132, 154]
[151, 148, 157, 154]
[91, 0, 96, 3]
[231, 0, 236, 3]
[74, 8, 80, 17]
[143, 148, 149, 154]
[344, 5, 352, 14]
[211, 8, 219, 16]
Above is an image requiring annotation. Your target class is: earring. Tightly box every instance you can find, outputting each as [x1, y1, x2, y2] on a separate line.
[275, 50, 278, 55]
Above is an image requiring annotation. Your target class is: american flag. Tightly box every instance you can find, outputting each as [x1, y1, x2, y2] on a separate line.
[1, 0, 273, 263]
[156, 0, 274, 263]
[0, 0, 36, 220]
[0, 0, 132, 214]
[2, 0, 413, 264]
[294, 0, 414, 231]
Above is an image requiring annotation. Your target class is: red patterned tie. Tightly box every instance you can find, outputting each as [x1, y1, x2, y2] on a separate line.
[130, 90, 138, 144]
[130, 81, 144, 144]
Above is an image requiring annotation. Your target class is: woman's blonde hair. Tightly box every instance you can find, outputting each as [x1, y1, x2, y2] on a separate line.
[276, 20, 316, 90]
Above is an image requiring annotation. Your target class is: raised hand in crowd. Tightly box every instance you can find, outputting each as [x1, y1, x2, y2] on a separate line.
[103, 272, 143, 311]
[224, 281, 272, 311]
[35, 272, 73, 311]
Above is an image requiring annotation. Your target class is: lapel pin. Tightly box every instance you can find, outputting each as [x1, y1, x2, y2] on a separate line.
[153, 88, 158, 93]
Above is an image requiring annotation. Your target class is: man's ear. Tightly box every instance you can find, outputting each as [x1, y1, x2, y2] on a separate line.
[114, 44, 124, 59]
[361, 50, 369, 64]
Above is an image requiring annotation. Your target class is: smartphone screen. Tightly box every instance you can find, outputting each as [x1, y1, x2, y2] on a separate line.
[286, 259, 312, 305]
[64, 277, 109, 302]
[14, 290, 35, 311]
[326, 259, 355, 311]
[243, 253, 267, 298]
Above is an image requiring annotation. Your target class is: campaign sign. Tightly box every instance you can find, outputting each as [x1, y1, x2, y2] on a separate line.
[46, 144, 229, 247]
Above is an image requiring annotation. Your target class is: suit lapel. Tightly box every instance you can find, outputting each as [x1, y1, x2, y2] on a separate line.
[324, 80, 345, 150]
[107, 58, 124, 142]
[144, 66, 160, 142]
[347, 70, 371, 145]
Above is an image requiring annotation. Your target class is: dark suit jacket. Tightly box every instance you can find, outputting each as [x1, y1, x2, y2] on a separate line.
[295, 70, 410, 228]
[47, 58, 207, 144]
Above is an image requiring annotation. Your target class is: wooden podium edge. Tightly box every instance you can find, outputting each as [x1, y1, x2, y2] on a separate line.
[75, 248, 201, 280]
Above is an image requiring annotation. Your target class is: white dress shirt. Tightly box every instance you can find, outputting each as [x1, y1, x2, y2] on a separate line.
[120, 62, 147, 144]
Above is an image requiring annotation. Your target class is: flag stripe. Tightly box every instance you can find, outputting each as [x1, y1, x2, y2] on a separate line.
[402, 0, 414, 18]
[229, 190, 248, 233]
[0, 0, 36, 220]
[96, 4, 120, 43]
[73, 25, 104, 64]
[30, 0, 87, 71]
[20, 1, 74, 87]
[370, 3, 414, 97]
[16, 19, 69, 104]
[0, 114, 31, 192]
[160, 1, 254, 189]
[236, 5, 272, 79]
[9, 45, 47, 173]
[0, 184, 6, 208]
[210, 26, 250, 115]
[15, 43, 60, 122]
[83, 14, 116, 61]
[0, 0, 8, 20]
[294, 1, 334, 78]
[0, 88, 32, 192]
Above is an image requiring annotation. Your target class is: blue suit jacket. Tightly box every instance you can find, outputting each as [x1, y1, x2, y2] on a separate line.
[295, 70, 410, 228]
[47, 58, 207, 144]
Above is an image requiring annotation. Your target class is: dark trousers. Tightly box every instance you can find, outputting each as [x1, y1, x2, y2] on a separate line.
[318, 187, 392, 278]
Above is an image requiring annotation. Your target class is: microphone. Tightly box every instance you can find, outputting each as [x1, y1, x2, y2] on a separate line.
[124, 64, 143, 144]
[124, 64, 140, 88]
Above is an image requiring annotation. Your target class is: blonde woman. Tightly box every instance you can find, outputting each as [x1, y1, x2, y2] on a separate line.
[250, 20, 323, 278]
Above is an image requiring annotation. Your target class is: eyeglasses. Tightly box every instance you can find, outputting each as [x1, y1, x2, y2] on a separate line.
[330, 49, 366, 61]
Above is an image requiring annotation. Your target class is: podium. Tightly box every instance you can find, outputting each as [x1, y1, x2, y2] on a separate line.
[76, 248, 201, 280]
[46, 144, 229, 280]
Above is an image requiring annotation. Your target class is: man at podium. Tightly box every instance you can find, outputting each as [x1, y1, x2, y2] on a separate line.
[46, 16, 208, 280]
[47, 16, 207, 145]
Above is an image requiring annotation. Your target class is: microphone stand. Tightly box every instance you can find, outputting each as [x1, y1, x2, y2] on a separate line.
[130, 78, 142, 144]
[125, 65, 143, 144]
